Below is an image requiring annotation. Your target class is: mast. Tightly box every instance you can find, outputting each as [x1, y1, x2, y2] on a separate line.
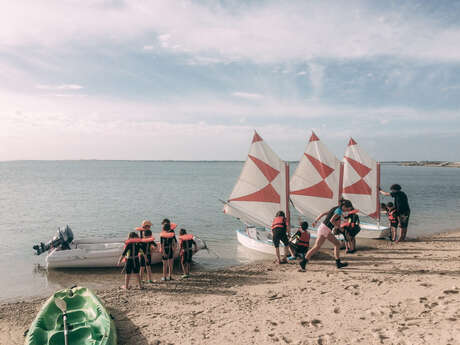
[338, 161, 344, 205]
[285, 162, 290, 231]
[376, 162, 381, 228]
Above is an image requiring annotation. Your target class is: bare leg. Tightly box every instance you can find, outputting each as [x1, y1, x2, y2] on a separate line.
[400, 227, 407, 241]
[275, 247, 281, 263]
[123, 274, 130, 289]
[181, 258, 186, 275]
[351, 238, 356, 251]
[305, 236, 327, 261]
[136, 273, 143, 289]
[146, 266, 152, 282]
[168, 258, 173, 279]
[326, 232, 342, 260]
[186, 263, 190, 275]
[162, 260, 167, 278]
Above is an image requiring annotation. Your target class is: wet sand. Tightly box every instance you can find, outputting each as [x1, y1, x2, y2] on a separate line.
[2, 230, 460, 345]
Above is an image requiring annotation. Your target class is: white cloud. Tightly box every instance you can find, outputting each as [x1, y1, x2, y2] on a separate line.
[1, 1, 460, 63]
[36, 84, 84, 90]
[232, 92, 264, 100]
[143, 45, 154, 51]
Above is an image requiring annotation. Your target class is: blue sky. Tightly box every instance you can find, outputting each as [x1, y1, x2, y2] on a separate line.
[1, 0, 459, 161]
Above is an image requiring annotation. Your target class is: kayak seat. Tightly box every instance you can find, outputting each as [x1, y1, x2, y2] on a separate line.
[49, 326, 92, 345]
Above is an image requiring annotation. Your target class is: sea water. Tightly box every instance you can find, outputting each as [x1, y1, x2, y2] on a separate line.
[0, 161, 459, 301]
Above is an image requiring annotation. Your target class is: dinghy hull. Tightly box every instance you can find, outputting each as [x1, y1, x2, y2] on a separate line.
[46, 235, 207, 269]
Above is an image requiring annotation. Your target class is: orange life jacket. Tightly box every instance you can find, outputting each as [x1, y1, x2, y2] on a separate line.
[170, 223, 177, 230]
[179, 234, 194, 242]
[297, 230, 310, 247]
[160, 231, 175, 239]
[388, 209, 397, 222]
[271, 216, 285, 230]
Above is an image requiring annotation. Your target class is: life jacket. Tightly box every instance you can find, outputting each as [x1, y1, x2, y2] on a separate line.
[141, 237, 156, 255]
[388, 209, 397, 222]
[136, 226, 145, 238]
[271, 216, 285, 230]
[297, 230, 310, 247]
[160, 231, 175, 239]
[179, 234, 194, 254]
[160, 231, 176, 252]
[123, 238, 141, 260]
[170, 223, 177, 231]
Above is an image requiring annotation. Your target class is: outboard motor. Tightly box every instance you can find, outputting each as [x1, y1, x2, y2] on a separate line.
[33, 225, 74, 255]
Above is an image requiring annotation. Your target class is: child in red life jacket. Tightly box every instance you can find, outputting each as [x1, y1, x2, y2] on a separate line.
[140, 229, 158, 283]
[160, 223, 177, 281]
[271, 211, 290, 264]
[161, 218, 178, 231]
[385, 202, 399, 242]
[117, 232, 143, 290]
[287, 221, 310, 261]
[179, 228, 197, 279]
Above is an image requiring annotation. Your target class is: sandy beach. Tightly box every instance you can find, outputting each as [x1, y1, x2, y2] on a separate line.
[2, 231, 460, 345]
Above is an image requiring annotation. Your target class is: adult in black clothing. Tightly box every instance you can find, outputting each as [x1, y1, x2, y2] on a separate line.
[380, 184, 410, 242]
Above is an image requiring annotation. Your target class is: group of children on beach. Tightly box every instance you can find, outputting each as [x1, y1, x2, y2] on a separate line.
[117, 218, 197, 289]
[271, 184, 410, 271]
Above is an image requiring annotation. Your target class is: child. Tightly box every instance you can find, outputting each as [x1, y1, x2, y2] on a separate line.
[179, 228, 197, 278]
[271, 211, 290, 264]
[117, 232, 143, 290]
[287, 221, 310, 260]
[161, 218, 178, 231]
[384, 202, 399, 242]
[380, 184, 410, 242]
[140, 229, 157, 283]
[341, 209, 360, 253]
[159, 223, 177, 281]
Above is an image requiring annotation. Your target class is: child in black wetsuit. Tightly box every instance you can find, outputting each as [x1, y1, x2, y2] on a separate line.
[179, 228, 197, 279]
[140, 229, 158, 283]
[287, 221, 310, 260]
[117, 232, 143, 290]
[342, 209, 360, 253]
[160, 223, 177, 281]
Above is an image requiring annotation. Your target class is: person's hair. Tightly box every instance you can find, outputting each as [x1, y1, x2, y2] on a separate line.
[339, 197, 345, 205]
[390, 184, 401, 191]
[161, 218, 170, 225]
[128, 231, 138, 239]
[300, 221, 309, 230]
[163, 223, 171, 231]
[179, 228, 187, 236]
[275, 210, 285, 217]
[380, 202, 387, 211]
[387, 202, 394, 208]
[342, 200, 353, 209]
[144, 229, 152, 237]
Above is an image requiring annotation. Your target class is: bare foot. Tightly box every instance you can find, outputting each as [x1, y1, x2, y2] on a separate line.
[120, 285, 128, 290]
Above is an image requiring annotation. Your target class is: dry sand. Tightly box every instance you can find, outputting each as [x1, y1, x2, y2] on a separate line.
[2, 231, 460, 345]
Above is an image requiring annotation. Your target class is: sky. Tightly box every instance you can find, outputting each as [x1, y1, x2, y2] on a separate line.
[1, 0, 460, 161]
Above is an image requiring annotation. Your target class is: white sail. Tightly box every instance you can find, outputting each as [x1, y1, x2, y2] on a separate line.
[342, 138, 380, 219]
[223, 131, 289, 228]
[290, 132, 342, 217]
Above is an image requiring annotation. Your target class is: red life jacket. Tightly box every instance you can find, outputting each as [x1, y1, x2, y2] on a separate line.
[388, 209, 397, 222]
[271, 216, 285, 230]
[141, 237, 155, 243]
[160, 231, 175, 239]
[297, 230, 310, 247]
[179, 234, 194, 243]
[170, 223, 177, 230]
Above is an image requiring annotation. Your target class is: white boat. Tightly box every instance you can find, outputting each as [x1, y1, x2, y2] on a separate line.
[34, 227, 207, 269]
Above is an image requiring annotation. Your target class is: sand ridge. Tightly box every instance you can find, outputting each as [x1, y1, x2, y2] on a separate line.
[1, 231, 460, 345]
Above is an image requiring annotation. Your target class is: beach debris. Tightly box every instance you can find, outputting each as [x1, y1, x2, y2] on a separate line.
[333, 307, 340, 314]
[443, 289, 459, 294]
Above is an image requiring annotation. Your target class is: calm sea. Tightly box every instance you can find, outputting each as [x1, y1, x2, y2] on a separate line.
[1, 161, 459, 301]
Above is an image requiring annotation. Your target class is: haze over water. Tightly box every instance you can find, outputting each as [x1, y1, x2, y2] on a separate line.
[1, 161, 459, 301]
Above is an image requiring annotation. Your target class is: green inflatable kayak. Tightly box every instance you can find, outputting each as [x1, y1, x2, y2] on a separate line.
[25, 286, 117, 345]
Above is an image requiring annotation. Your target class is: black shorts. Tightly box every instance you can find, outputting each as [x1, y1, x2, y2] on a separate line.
[272, 228, 289, 248]
[140, 254, 151, 267]
[162, 248, 174, 260]
[181, 251, 193, 264]
[125, 258, 140, 274]
[390, 221, 399, 228]
[289, 243, 308, 255]
[399, 213, 410, 228]
[344, 227, 361, 238]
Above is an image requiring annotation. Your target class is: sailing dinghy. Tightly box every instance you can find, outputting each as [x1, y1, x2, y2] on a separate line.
[341, 138, 389, 238]
[291, 133, 389, 239]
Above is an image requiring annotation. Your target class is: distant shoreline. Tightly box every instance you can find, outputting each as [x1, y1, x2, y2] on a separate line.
[397, 161, 460, 168]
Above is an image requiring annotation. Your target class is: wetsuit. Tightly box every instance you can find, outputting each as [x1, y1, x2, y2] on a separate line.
[271, 216, 289, 248]
[391, 191, 410, 228]
[179, 235, 196, 264]
[387, 208, 399, 228]
[140, 239, 157, 267]
[122, 241, 143, 274]
[160, 231, 177, 260]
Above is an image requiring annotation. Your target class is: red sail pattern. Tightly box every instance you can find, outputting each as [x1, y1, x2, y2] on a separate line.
[344, 157, 371, 178]
[309, 131, 320, 142]
[252, 131, 263, 143]
[291, 180, 333, 199]
[343, 179, 372, 195]
[229, 183, 280, 203]
[305, 153, 335, 179]
[248, 155, 280, 182]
